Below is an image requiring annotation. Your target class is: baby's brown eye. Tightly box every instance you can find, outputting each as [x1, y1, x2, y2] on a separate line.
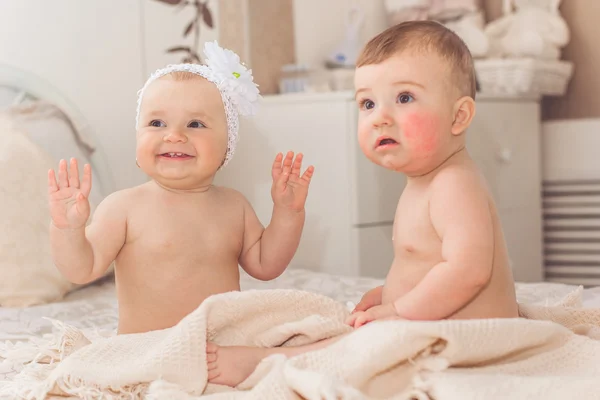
[398, 94, 414, 104]
[364, 100, 375, 110]
[188, 121, 206, 128]
[150, 120, 165, 127]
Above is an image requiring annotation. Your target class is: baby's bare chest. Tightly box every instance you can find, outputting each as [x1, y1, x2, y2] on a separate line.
[125, 198, 245, 262]
[393, 189, 439, 254]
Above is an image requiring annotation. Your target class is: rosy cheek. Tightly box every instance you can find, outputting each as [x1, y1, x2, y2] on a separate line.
[402, 112, 439, 154]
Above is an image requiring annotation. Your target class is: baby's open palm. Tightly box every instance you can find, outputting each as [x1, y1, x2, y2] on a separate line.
[271, 151, 314, 212]
[48, 158, 92, 229]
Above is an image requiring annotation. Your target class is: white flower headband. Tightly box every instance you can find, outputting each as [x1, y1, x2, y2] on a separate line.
[135, 41, 261, 167]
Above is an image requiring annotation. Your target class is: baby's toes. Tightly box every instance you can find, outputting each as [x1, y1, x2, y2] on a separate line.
[207, 367, 220, 381]
[207, 352, 217, 363]
[207, 342, 219, 353]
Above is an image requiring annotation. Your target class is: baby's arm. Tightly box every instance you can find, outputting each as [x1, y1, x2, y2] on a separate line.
[393, 171, 494, 320]
[239, 152, 314, 280]
[239, 200, 305, 280]
[50, 191, 127, 284]
[48, 159, 126, 284]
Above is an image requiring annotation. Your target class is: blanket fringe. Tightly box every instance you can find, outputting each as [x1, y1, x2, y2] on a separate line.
[34, 319, 91, 364]
[49, 374, 148, 400]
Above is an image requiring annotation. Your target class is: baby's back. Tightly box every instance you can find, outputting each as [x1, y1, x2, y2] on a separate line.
[384, 160, 518, 320]
[114, 183, 246, 333]
[450, 203, 518, 320]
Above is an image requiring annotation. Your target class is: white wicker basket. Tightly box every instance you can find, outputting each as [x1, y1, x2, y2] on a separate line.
[474, 58, 574, 97]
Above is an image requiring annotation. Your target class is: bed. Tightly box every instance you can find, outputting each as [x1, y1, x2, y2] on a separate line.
[1, 64, 600, 389]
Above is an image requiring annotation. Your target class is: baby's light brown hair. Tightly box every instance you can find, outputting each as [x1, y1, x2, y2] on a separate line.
[161, 71, 201, 81]
[357, 20, 476, 100]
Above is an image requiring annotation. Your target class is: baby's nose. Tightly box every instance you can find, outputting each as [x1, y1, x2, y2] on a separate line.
[163, 130, 188, 142]
[372, 106, 393, 127]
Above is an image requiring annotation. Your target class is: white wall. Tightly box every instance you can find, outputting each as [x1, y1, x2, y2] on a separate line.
[0, 0, 146, 190]
[292, 0, 387, 67]
[0, 0, 382, 190]
[0, 0, 219, 191]
[142, 0, 219, 75]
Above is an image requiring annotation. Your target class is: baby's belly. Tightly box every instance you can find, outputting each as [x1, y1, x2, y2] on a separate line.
[381, 256, 519, 320]
[381, 256, 435, 304]
[115, 258, 241, 334]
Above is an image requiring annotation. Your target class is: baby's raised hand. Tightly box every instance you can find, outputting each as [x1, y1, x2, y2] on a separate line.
[271, 151, 314, 212]
[48, 158, 92, 230]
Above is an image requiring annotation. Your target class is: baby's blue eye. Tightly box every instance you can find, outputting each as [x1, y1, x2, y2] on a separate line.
[150, 120, 165, 127]
[398, 93, 414, 104]
[188, 120, 206, 128]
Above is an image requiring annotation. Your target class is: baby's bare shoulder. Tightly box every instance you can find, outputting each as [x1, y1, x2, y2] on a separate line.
[109, 184, 147, 206]
[431, 163, 488, 196]
[211, 186, 251, 206]
[95, 183, 151, 216]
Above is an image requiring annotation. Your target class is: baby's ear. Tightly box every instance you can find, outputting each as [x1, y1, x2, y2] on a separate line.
[451, 96, 476, 136]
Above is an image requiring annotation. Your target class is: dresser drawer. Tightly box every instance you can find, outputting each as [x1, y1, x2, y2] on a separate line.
[467, 101, 541, 211]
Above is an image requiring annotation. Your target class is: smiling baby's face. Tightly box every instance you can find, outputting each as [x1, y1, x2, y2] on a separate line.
[136, 73, 228, 189]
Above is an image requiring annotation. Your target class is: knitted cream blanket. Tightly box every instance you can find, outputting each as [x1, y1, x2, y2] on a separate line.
[2, 287, 600, 400]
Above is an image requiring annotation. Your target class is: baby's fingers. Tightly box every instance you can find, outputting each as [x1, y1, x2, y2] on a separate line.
[271, 152, 283, 180]
[345, 313, 360, 326]
[283, 151, 294, 169]
[300, 165, 314, 184]
[354, 315, 370, 329]
[291, 153, 303, 176]
[68, 158, 80, 188]
[57, 159, 69, 188]
[80, 164, 93, 197]
[48, 169, 59, 194]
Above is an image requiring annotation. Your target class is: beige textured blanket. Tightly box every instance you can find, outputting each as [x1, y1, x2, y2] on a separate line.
[2, 287, 600, 399]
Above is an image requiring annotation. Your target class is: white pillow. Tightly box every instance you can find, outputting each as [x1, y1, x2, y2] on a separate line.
[7, 101, 105, 206]
[0, 113, 83, 306]
[0, 86, 20, 109]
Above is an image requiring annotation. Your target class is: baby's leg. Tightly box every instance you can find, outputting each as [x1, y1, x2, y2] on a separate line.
[207, 335, 345, 387]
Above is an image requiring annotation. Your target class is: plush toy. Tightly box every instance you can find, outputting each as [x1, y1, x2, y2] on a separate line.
[444, 11, 489, 58]
[428, 0, 480, 21]
[484, 0, 569, 59]
[326, 6, 365, 68]
[384, 0, 431, 25]
[383, 0, 488, 58]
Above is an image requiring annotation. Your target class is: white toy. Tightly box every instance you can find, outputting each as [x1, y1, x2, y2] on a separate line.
[484, 0, 570, 59]
[384, 0, 430, 26]
[384, 0, 487, 58]
[444, 11, 489, 58]
[326, 6, 365, 68]
[428, 0, 480, 22]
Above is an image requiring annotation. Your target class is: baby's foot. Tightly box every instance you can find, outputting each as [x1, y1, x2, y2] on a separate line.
[206, 342, 271, 387]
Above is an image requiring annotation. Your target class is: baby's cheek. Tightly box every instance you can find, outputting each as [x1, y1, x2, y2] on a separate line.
[402, 112, 440, 155]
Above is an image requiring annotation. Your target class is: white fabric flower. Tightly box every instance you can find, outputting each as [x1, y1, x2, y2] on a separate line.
[203, 41, 260, 116]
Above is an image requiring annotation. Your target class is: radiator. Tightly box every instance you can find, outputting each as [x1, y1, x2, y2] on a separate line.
[543, 180, 600, 285]
[542, 119, 600, 286]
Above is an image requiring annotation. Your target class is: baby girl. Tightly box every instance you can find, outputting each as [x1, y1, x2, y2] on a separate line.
[48, 42, 314, 334]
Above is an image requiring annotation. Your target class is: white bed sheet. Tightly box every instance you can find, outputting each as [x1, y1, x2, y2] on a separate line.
[1, 269, 599, 380]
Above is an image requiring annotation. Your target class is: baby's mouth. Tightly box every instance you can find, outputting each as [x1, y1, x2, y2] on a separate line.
[376, 137, 398, 147]
[159, 152, 193, 158]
